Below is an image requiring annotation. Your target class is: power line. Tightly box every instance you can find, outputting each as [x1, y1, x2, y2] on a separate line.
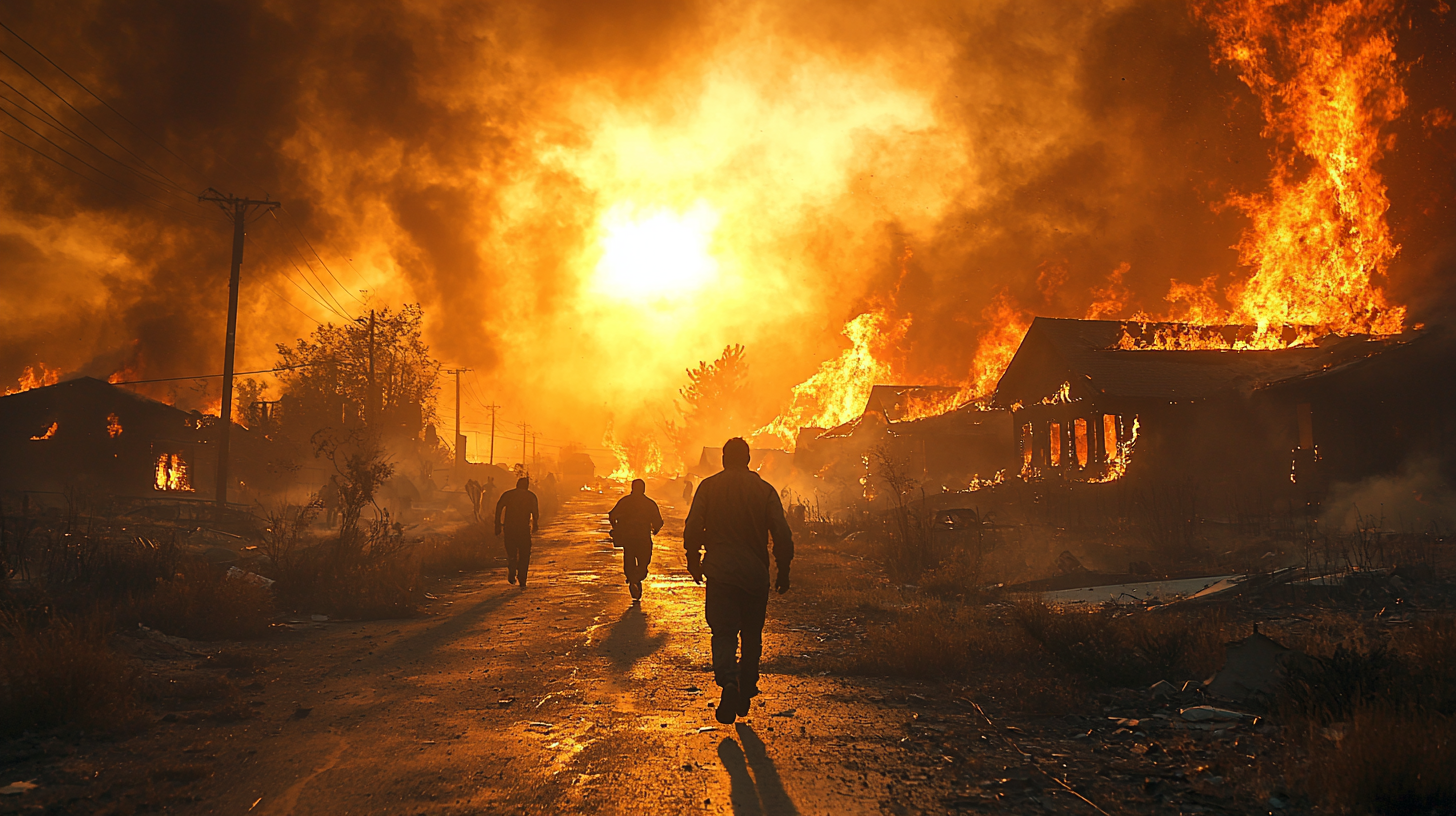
[0, 123, 216, 224]
[262, 212, 354, 318]
[249, 222, 354, 321]
[0, 84, 203, 207]
[277, 207, 365, 306]
[0, 20, 210, 190]
[110, 362, 324, 385]
[0, 44, 194, 195]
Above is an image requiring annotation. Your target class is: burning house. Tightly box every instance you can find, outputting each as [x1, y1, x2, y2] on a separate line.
[991, 317, 1453, 499]
[793, 385, 1015, 492]
[0, 377, 218, 501]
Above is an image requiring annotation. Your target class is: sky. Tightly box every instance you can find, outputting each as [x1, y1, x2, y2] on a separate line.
[1, 0, 1452, 461]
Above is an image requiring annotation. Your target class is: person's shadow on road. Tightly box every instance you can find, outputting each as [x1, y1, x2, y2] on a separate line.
[597, 604, 667, 670]
[717, 724, 801, 816]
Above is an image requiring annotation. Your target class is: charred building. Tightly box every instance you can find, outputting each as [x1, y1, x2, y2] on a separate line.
[991, 317, 1454, 500]
[0, 377, 218, 500]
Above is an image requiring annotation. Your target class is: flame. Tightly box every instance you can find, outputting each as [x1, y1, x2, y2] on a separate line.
[896, 390, 967, 422]
[30, 421, 58, 441]
[1087, 416, 1139, 484]
[602, 422, 663, 481]
[755, 310, 907, 447]
[960, 290, 1031, 403]
[1114, 321, 1323, 351]
[154, 452, 193, 492]
[106, 413, 123, 438]
[7, 364, 61, 395]
[1085, 263, 1132, 320]
[1039, 382, 1074, 406]
[1135, 0, 1409, 346]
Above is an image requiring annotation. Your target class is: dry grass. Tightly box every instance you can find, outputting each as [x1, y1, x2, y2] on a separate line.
[1299, 706, 1456, 814]
[135, 567, 275, 641]
[418, 523, 498, 576]
[840, 601, 1015, 679]
[1012, 600, 1229, 687]
[0, 611, 141, 736]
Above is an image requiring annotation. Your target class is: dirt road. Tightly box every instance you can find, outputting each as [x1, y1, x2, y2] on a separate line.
[36, 492, 963, 816]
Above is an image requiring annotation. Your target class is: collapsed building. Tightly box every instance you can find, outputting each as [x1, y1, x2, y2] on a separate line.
[0, 377, 219, 501]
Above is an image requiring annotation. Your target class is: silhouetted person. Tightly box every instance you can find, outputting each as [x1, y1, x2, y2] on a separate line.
[495, 476, 539, 587]
[684, 438, 793, 724]
[320, 475, 341, 526]
[609, 478, 664, 601]
[682, 476, 694, 505]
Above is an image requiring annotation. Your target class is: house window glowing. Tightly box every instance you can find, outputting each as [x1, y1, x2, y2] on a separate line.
[1020, 423, 1034, 468]
[1049, 422, 1062, 467]
[154, 452, 194, 492]
[30, 421, 57, 440]
[106, 413, 123, 438]
[1103, 414, 1118, 462]
[1074, 418, 1089, 468]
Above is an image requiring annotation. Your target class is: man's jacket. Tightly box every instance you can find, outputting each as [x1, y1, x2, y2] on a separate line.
[494, 487, 539, 533]
[683, 466, 793, 594]
[609, 493, 663, 545]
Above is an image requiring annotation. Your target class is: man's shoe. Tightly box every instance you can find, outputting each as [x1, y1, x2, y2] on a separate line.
[508, 572, 516, 585]
[736, 690, 753, 717]
[716, 685, 739, 724]
[629, 581, 643, 600]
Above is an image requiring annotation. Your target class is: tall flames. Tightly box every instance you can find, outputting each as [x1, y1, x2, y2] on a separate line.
[754, 310, 908, 448]
[765, 0, 1414, 435]
[1126, 0, 1410, 350]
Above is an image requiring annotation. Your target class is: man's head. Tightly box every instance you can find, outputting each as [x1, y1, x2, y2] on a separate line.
[722, 437, 751, 469]
[631, 478, 646, 494]
[516, 476, 529, 490]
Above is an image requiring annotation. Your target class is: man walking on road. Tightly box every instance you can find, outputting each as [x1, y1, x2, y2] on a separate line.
[495, 476, 539, 588]
[683, 437, 794, 724]
[608, 478, 664, 601]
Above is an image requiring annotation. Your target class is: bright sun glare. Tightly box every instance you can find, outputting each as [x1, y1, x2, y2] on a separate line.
[594, 202, 719, 301]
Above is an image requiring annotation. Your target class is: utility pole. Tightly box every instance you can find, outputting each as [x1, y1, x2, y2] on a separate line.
[199, 188, 280, 507]
[483, 402, 500, 465]
[367, 309, 376, 425]
[519, 423, 530, 473]
[444, 368, 470, 471]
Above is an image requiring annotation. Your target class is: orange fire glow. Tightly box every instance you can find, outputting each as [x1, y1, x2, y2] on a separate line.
[107, 413, 123, 438]
[30, 421, 57, 441]
[755, 310, 908, 448]
[1132, 0, 1410, 349]
[603, 422, 664, 482]
[154, 452, 193, 492]
[7, 364, 60, 395]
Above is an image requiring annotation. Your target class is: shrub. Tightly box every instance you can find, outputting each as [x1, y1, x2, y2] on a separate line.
[1300, 705, 1456, 814]
[136, 567, 275, 641]
[0, 611, 140, 736]
[418, 523, 496, 576]
[1013, 600, 1227, 687]
[842, 601, 1017, 679]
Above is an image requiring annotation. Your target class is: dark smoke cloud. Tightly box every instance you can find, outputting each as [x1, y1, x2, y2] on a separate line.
[0, 0, 1452, 447]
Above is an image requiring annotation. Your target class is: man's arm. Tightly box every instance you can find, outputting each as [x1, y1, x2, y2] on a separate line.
[650, 500, 663, 535]
[766, 486, 794, 593]
[529, 493, 539, 533]
[493, 493, 507, 535]
[682, 488, 706, 583]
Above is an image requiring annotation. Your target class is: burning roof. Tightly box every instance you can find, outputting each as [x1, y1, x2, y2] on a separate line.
[993, 318, 1418, 407]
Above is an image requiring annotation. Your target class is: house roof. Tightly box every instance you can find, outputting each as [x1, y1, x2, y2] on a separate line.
[993, 317, 1417, 406]
[0, 376, 195, 417]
